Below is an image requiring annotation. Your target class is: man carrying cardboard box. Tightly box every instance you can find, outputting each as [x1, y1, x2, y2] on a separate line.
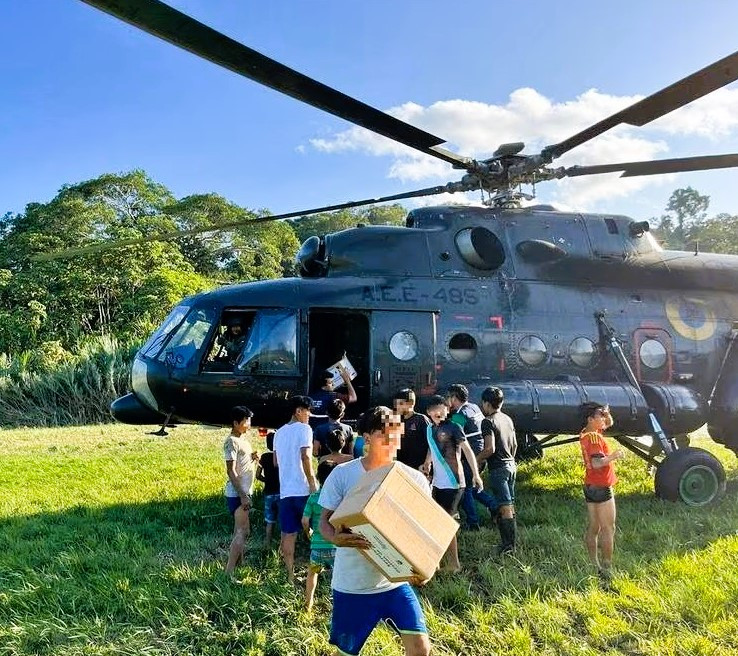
[318, 406, 432, 656]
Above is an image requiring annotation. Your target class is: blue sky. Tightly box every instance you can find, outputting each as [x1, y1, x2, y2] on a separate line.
[2, 0, 738, 222]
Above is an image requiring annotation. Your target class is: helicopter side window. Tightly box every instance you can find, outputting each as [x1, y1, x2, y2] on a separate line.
[157, 307, 217, 369]
[141, 304, 190, 358]
[236, 309, 298, 376]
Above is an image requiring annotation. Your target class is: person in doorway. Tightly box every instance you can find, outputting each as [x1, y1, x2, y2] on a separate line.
[313, 398, 354, 458]
[255, 431, 280, 550]
[446, 383, 499, 529]
[274, 395, 318, 583]
[424, 395, 484, 572]
[310, 363, 358, 420]
[302, 459, 338, 611]
[478, 387, 518, 554]
[393, 388, 431, 472]
[223, 405, 257, 574]
[318, 406, 433, 656]
[579, 402, 624, 581]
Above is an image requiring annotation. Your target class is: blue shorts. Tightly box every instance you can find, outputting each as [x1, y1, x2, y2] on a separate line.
[488, 466, 516, 506]
[225, 495, 248, 515]
[330, 584, 427, 656]
[263, 493, 280, 525]
[309, 548, 336, 572]
[279, 495, 309, 534]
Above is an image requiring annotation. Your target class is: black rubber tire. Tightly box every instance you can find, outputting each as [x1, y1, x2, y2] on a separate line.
[654, 447, 726, 506]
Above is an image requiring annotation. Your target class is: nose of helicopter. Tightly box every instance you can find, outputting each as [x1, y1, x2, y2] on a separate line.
[110, 392, 165, 424]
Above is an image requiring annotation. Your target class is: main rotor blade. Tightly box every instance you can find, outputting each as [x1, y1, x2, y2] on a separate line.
[564, 153, 738, 178]
[79, 0, 470, 168]
[545, 50, 738, 160]
[31, 184, 462, 262]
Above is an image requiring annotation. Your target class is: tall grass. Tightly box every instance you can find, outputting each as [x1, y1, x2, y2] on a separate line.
[0, 337, 139, 427]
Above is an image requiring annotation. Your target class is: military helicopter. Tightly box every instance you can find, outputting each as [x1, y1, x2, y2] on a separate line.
[47, 0, 738, 505]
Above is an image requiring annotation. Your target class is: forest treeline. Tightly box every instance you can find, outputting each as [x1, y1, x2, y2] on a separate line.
[0, 172, 736, 426]
[0, 170, 406, 361]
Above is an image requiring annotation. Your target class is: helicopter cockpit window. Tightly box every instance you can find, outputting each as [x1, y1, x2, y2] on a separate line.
[157, 307, 217, 369]
[455, 227, 506, 270]
[141, 304, 190, 358]
[237, 309, 298, 376]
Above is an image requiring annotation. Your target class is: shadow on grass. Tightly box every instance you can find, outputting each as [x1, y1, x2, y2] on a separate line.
[0, 491, 328, 655]
[2, 473, 737, 625]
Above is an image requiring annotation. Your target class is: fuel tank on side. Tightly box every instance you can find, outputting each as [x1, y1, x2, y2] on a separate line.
[472, 380, 706, 436]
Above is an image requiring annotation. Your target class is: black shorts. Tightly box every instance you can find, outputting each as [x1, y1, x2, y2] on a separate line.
[432, 487, 463, 518]
[583, 485, 614, 504]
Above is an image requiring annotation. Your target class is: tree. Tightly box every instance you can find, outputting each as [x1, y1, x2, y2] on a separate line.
[652, 187, 710, 249]
[692, 213, 738, 255]
[289, 204, 406, 243]
[0, 172, 209, 351]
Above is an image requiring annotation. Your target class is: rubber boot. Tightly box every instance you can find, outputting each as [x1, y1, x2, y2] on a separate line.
[497, 517, 516, 554]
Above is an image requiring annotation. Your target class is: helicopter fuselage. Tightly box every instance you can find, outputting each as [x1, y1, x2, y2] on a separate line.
[113, 205, 738, 456]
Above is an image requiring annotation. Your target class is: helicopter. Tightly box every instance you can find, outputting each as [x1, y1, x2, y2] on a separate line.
[46, 0, 738, 506]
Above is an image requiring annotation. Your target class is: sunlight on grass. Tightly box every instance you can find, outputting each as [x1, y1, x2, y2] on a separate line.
[0, 424, 736, 655]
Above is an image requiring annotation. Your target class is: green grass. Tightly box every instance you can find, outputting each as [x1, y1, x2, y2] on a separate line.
[1, 425, 737, 656]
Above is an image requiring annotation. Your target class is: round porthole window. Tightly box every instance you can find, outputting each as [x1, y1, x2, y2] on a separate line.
[519, 335, 547, 366]
[569, 337, 596, 367]
[640, 339, 667, 369]
[448, 333, 477, 363]
[389, 331, 419, 361]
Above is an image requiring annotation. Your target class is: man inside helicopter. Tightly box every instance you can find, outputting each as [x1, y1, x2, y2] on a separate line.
[215, 317, 248, 364]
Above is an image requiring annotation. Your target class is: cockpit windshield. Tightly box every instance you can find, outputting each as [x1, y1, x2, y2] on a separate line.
[140, 304, 191, 358]
[156, 307, 217, 369]
[236, 309, 298, 375]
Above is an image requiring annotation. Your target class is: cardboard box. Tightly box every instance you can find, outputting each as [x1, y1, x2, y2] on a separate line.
[329, 461, 459, 582]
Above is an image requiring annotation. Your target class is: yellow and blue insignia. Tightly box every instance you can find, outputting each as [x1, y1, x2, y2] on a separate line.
[665, 296, 716, 341]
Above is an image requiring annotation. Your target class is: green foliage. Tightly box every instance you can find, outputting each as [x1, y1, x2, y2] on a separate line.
[0, 427, 736, 655]
[289, 204, 406, 243]
[0, 337, 138, 427]
[651, 187, 738, 254]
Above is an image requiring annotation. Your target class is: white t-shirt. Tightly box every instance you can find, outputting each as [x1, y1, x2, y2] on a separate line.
[318, 458, 431, 595]
[274, 421, 313, 498]
[223, 433, 255, 498]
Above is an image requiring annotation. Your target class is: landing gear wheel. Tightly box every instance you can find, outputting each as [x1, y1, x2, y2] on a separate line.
[517, 433, 543, 461]
[654, 447, 726, 506]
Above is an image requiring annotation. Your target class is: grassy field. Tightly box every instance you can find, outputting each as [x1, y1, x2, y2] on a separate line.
[0, 424, 737, 656]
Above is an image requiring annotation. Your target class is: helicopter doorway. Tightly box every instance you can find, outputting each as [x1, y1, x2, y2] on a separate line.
[308, 310, 370, 417]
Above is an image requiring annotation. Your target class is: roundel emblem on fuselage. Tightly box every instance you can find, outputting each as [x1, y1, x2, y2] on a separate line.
[665, 296, 716, 341]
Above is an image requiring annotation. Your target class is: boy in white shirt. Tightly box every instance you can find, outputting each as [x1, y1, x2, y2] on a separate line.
[273, 395, 318, 583]
[223, 405, 257, 574]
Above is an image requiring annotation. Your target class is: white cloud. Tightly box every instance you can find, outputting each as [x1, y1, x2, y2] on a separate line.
[308, 86, 738, 209]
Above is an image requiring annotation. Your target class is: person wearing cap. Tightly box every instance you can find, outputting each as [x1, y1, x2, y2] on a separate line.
[273, 395, 318, 583]
[478, 386, 519, 554]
